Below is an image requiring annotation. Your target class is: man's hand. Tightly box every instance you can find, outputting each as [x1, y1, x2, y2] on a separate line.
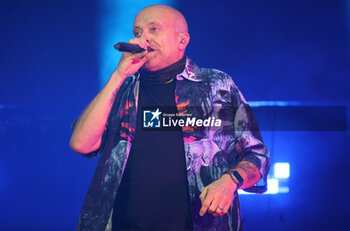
[199, 174, 237, 217]
[198, 161, 261, 216]
[113, 38, 156, 80]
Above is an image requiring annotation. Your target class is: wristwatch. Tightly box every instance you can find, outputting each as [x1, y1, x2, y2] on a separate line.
[227, 170, 244, 188]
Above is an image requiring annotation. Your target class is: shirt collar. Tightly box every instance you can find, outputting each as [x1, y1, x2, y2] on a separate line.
[135, 56, 202, 82]
[178, 56, 203, 82]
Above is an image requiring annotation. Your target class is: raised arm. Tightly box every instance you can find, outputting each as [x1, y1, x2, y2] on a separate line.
[70, 38, 155, 154]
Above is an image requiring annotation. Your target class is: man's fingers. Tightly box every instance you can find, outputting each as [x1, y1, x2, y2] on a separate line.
[199, 187, 209, 216]
[216, 197, 229, 216]
[199, 187, 208, 202]
[131, 50, 148, 59]
[128, 38, 149, 51]
[208, 194, 221, 214]
[199, 200, 211, 216]
[127, 52, 146, 65]
[199, 188, 215, 216]
[222, 195, 235, 215]
[143, 50, 156, 61]
[130, 47, 155, 63]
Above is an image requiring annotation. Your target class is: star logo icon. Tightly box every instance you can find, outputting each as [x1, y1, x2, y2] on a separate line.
[143, 108, 162, 128]
[150, 108, 162, 121]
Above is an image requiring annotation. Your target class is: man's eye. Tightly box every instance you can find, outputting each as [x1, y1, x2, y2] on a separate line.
[134, 31, 141, 37]
[150, 27, 159, 32]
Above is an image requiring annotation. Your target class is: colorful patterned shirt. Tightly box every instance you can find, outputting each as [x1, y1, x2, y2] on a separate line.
[75, 57, 270, 231]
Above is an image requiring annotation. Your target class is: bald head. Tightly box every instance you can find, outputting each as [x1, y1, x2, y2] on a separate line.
[132, 5, 190, 71]
[135, 5, 188, 33]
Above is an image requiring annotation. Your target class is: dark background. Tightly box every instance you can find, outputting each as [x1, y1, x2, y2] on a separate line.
[0, 0, 349, 230]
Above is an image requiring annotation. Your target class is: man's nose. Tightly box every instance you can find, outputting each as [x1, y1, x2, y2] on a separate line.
[140, 32, 151, 44]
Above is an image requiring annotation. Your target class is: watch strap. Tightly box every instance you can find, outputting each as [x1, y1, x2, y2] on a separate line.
[228, 170, 244, 188]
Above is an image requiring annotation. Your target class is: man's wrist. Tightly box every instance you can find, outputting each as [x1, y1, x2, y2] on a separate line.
[225, 170, 244, 189]
[110, 71, 127, 83]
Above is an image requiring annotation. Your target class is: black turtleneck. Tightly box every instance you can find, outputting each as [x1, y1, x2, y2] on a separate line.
[139, 56, 186, 84]
[112, 57, 193, 231]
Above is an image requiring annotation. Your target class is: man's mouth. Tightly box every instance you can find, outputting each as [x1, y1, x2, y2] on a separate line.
[147, 44, 159, 52]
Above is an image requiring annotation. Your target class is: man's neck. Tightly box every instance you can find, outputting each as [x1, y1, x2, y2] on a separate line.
[140, 56, 186, 84]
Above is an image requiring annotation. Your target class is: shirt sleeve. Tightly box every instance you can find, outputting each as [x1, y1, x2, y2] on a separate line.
[230, 77, 271, 193]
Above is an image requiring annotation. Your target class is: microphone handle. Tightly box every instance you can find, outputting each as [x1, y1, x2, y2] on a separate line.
[114, 42, 153, 53]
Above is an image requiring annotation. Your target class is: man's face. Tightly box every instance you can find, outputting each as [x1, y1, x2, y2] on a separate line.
[133, 7, 182, 71]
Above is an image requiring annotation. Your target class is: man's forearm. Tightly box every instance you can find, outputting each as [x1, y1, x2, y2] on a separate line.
[70, 72, 125, 154]
[225, 161, 261, 189]
[70, 41, 157, 154]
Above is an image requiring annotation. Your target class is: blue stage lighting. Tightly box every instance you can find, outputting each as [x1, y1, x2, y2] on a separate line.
[274, 162, 290, 179]
[266, 178, 279, 194]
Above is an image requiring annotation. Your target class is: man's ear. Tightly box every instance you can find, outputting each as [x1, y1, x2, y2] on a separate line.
[179, 32, 190, 50]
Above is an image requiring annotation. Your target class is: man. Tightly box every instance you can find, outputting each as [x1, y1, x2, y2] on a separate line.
[70, 5, 270, 231]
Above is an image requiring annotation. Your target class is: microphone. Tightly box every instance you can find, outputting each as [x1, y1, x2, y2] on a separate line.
[114, 42, 153, 53]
